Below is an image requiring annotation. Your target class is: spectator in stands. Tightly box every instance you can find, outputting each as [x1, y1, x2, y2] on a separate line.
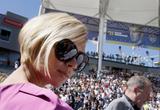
[0, 73, 7, 83]
[14, 58, 20, 69]
[105, 75, 153, 110]
[0, 12, 88, 110]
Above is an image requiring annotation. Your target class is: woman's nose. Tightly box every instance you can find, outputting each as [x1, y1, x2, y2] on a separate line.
[66, 58, 78, 70]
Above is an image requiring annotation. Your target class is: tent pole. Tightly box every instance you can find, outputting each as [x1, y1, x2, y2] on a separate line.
[159, 0, 160, 27]
[158, 0, 160, 67]
[38, 4, 43, 15]
[38, 0, 46, 15]
[97, 14, 105, 78]
[97, 0, 109, 78]
[38, 0, 43, 15]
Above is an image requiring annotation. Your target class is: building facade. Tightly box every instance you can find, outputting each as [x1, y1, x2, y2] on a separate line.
[0, 11, 28, 67]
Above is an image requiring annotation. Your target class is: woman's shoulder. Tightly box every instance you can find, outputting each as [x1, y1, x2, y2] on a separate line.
[0, 83, 73, 110]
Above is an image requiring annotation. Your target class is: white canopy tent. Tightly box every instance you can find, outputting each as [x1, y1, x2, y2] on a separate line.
[40, 0, 159, 27]
[39, 0, 160, 76]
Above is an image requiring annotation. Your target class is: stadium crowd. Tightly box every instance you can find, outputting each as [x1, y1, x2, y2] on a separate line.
[0, 70, 160, 110]
[50, 70, 160, 110]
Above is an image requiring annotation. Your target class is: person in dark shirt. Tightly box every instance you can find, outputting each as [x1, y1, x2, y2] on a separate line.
[105, 75, 153, 110]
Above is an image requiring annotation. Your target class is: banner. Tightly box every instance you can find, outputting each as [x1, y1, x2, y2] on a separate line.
[106, 20, 160, 50]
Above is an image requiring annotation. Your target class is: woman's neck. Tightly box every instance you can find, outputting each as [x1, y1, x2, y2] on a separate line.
[1, 65, 29, 85]
[1, 65, 48, 87]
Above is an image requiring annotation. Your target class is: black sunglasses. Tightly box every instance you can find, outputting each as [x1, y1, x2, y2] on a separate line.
[55, 39, 89, 72]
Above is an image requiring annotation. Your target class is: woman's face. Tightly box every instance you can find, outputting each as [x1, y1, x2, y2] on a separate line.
[48, 41, 86, 87]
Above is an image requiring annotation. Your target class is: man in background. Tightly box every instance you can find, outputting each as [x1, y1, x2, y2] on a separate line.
[105, 75, 153, 110]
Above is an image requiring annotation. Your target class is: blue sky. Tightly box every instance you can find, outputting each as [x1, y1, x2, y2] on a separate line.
[0, 0, 40, 18]
[0, 0, 159, 67]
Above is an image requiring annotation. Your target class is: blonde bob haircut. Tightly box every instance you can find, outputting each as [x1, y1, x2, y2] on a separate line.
[18, 12, 87, 76]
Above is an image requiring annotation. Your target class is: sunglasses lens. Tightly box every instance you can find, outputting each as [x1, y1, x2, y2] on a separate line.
[55, 39, 77, 61]
[75, 53, 89, 72]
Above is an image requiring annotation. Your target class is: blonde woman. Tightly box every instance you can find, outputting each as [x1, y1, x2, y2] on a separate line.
[0, 12, 89, 110]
